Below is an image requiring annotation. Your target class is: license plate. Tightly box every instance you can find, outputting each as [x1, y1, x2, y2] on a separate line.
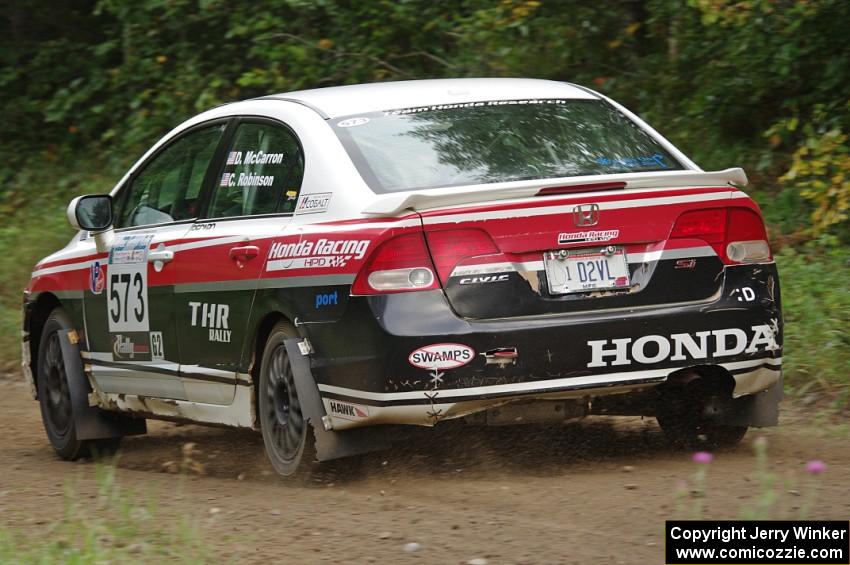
[544, 247, 631, 295]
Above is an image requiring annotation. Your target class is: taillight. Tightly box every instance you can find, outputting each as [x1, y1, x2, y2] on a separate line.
[670, 207, 771, 264]
[725, 208, 771, 262]
[351, 232, 439, 294]
[670, 209, 727, 258]
[424, 229, 501, 283]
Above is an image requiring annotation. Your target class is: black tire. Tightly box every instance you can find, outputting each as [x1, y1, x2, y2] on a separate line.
[36, 308, 122, 460]
[258, 322, 316, 479]
[656, 410, 747, 449]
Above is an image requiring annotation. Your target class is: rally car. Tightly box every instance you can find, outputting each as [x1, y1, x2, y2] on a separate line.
[23, 78, 783, 477]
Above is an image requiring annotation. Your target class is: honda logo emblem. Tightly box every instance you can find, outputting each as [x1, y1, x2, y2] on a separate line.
[573, 203, 600, 227]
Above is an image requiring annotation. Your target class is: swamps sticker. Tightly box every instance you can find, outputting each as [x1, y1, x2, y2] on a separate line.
[408, 343, 475, 370]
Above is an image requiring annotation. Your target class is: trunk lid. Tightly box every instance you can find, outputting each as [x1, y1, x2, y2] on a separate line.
[416, 180, 742, 319]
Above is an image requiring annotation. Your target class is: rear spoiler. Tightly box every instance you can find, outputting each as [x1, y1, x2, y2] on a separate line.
[361, 167, 748, 216]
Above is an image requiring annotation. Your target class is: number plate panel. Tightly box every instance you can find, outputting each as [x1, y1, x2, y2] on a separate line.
[107, 234, 153, 332]
[544, 247, 631, 295]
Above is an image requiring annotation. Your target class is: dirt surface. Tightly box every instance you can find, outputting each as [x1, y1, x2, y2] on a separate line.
[1, 376, 848, 564]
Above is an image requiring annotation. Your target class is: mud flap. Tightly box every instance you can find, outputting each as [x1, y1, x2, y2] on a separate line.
[58, 330, 146, 440]
[284, 338, 392, 462]
[726, 376, 783, 428]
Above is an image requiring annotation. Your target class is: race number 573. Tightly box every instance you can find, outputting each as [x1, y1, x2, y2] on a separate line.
[106, 233, 153, 333]
[107, 267, 149, 332]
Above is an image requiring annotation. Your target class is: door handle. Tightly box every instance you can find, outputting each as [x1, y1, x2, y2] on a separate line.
[148, 249, 174, 263]
[229, 245, 259, 267]
[148, 247, 174, 272]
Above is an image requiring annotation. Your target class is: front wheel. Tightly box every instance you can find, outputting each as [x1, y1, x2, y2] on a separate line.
[258, 322, 316, 478]
[37, 308, 122, 460]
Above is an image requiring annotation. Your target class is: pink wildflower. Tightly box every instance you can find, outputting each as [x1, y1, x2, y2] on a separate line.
[805, 460, 827, 474]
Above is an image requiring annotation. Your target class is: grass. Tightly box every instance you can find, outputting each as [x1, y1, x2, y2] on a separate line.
[1, 162, 848, 396]
[0, 160, 122, 371]
[0, 460, 207, 563]
[775, 246, 850, 399]
[0, 201, 77, 369]
[674, 438, 830, 520]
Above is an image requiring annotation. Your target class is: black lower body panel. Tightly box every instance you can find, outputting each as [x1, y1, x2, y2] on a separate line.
[302, 264, 782, 428]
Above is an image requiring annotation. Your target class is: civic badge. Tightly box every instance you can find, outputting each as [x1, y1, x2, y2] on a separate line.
[573, 203, 600, 227]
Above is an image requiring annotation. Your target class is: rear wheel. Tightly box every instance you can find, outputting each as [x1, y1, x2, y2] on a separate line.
[258, 322, 316, 478]
[37, 308, 121, 460]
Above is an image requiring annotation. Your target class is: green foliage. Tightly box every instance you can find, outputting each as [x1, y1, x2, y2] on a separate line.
[783, 126, 850, 238]
[1, 2, 846, 150]
[776, 247, 850, 393]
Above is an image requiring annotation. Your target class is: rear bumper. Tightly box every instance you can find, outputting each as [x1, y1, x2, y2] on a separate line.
[305, 263, 782, 428]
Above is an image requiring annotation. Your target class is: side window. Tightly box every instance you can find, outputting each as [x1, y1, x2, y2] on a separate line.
[116, 124, 226, 228]
[208, 122, 304, 218]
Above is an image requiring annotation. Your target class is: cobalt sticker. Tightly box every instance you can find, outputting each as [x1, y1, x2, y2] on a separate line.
[408, 343, 475, 370]
[295, 192, 332, 215]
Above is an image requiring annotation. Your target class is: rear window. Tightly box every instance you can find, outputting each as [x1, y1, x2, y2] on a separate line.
[332, 99, 684, 193]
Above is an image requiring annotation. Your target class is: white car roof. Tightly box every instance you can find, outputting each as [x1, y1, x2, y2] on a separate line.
[263, 78, 598, 119]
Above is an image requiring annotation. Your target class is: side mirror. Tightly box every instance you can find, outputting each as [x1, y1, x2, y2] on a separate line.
[67, 194, 113, 232]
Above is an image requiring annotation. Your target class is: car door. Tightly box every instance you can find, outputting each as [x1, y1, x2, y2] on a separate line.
[171, 118, 305, 404]
[83, 122, 228, 400]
